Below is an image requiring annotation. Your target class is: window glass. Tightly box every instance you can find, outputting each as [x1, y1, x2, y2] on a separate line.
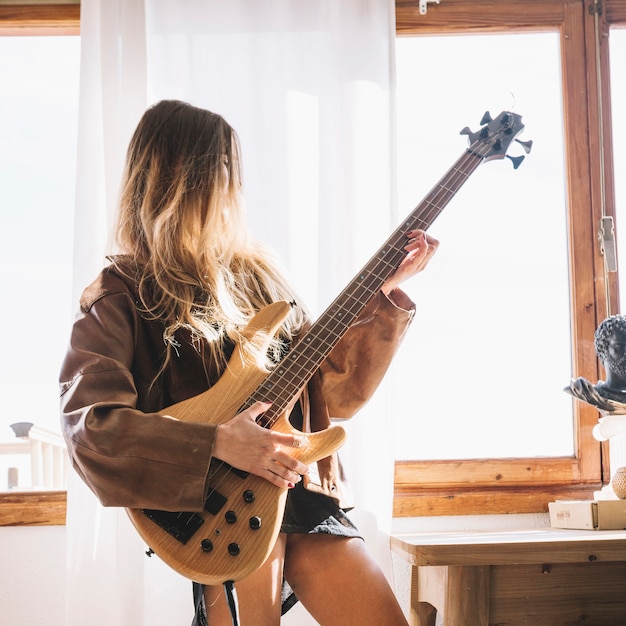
[392, 33, 573, 459]
[612, 28, 626, 312]
[0, 36, 79, 488]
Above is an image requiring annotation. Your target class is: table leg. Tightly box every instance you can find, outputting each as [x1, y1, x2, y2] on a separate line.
[409, 565, 445, 626]
[444, 565, 490, 626]
[413, 601, 437, 626]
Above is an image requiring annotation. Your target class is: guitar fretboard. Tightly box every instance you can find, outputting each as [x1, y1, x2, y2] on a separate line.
[246, 145, 487, 426]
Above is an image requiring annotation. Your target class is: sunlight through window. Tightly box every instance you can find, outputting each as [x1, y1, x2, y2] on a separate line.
[392, 33, 573, 460]
[0, 36, 79, 488]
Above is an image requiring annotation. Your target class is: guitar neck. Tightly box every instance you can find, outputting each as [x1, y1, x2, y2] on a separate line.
[246, 146, 484, 424]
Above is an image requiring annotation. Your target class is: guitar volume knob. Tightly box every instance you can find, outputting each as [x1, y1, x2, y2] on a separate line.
[225, 510, 238, 524]
[249, 516, 262, 530]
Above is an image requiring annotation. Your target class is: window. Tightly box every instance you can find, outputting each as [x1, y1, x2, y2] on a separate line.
[393, 31, 571, 461]
[4, 0, 624, 523]
[393, 0, 622, 516]
[613, 27, 626, 311]
[0, 2, 79, 525]
[0, 33, 79, 469]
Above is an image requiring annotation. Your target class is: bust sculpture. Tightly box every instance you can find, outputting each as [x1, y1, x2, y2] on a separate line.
[565, 314, 626, 415]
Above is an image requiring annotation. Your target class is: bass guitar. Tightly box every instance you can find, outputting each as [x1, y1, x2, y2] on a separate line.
[126, 110, 531, 585]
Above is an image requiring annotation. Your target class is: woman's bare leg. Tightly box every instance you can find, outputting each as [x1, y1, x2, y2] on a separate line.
[203, 534, 287, 626]
[283, 533, 409, 626]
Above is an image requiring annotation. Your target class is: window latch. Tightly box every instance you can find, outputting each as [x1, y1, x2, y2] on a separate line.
[419, 0, 441, 15]
[599, 216, 617, 272]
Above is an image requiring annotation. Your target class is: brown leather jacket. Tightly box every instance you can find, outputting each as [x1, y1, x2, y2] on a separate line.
[59, 263, 415, 512]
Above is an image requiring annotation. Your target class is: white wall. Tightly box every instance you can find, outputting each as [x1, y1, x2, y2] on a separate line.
[0, 526, 65, 626]
[0, 523, 318, 625]
[0, 512, 550, 626]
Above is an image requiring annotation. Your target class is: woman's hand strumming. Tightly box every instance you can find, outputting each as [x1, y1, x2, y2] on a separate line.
[213, 401, 310, 489]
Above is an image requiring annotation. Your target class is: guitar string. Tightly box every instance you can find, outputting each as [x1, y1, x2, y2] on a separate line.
[201, 120, 511, 509]
[202, 144, 488, 503]
[202, 136, 493, 503]
[170, 145, 482, 527]
[248, 142, 491, 421]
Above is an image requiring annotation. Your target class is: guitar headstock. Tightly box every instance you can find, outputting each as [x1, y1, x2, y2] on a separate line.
[460, 110, 532, 169]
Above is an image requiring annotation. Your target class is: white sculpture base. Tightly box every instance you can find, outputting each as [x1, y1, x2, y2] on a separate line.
[593, 415, 626, 500]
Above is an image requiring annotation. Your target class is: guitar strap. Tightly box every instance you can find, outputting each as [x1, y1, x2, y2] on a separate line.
[223, 580, 241, 626]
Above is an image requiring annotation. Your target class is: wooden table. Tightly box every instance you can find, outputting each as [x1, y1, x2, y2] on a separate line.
[391, 528, 626, 626]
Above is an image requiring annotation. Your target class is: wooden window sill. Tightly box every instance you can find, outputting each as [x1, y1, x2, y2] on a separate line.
[394, 484, 601, 517]
[0, 491, 67, 526]
[0, 4, 80, 35]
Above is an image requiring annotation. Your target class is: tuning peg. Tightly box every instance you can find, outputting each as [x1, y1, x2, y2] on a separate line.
[515, 139, 533, 154]
[480, 111, 493, 125]
[506, 154, 525, 169]
[459, 126, 472, 136]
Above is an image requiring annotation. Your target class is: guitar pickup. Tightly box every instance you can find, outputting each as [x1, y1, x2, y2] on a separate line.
[142, 509, 204, 544]
[222, 462, 249, 480]
[204, 489, 228, 515]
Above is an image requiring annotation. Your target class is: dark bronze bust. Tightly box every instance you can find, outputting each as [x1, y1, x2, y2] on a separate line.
[565, 314, 626, 415]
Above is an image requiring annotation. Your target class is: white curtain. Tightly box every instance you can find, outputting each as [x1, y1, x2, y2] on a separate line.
[67, 1, 397, 624]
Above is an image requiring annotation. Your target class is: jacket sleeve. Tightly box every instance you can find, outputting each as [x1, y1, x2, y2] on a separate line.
[59, 290, 217, 511]
[318, 288, 415, 419]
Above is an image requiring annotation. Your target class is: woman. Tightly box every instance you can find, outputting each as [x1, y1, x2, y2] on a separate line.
[60, 99, 438, 625]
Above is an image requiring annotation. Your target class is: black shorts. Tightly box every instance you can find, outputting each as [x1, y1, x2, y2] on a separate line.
[191, 483, 362, 624]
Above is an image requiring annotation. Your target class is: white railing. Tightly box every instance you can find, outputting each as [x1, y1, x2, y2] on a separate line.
[0, 423, 68, 490]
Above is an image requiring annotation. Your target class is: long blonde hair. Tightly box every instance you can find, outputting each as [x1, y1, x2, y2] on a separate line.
[114, 100, 305, 371]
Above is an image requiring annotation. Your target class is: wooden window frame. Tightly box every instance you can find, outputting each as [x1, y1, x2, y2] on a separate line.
[394, 0, 626, 517]
[0, 2, 79, 36]
[0, 2, 78, 526]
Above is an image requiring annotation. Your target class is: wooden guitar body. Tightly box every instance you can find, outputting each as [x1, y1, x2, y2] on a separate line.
[126, 301, 347, 585]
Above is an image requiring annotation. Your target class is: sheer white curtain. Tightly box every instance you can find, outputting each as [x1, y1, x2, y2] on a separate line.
[67, 1, 397, 624]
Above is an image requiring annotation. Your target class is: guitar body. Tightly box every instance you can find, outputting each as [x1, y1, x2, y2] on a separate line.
[126, 301, 347, 585]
